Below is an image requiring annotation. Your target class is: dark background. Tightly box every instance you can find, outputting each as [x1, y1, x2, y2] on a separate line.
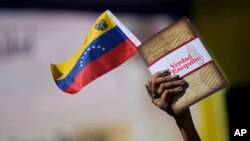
[0, 0, 191, 17]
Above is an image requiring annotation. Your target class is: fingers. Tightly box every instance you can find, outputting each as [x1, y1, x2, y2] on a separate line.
[148, 70, 178, 89]
[147, 70, 189, 107]
[147, 70, 190, 114]
[148, 71, 188, 94]
[152, 86, 185, 110]
[148, 70, 169, 89]
[161, 86, 184, 101]
[157, 79, 187, 94]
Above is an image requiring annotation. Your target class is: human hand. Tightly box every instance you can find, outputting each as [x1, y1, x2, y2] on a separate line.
[146, 70, 188, 117]
[146, 70, 200, 141]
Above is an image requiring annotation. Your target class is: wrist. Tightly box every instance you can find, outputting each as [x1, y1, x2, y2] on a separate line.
[174, 109, 192, 123]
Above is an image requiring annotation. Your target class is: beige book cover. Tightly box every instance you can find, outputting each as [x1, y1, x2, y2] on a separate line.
[139, 17, 228, 113]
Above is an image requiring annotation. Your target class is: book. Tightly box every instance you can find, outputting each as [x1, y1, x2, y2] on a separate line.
[138, 17, 228, 113]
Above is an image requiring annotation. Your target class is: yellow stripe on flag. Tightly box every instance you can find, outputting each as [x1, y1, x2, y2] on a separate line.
[197, 89, 229, 141]
[50, 11, 117, 80]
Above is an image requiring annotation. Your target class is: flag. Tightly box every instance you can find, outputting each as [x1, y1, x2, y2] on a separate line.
[50, 10, 141, 94]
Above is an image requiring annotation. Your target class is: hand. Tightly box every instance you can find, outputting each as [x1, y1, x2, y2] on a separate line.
[146, 70, 188, 117]
[146, 70, 201, 141]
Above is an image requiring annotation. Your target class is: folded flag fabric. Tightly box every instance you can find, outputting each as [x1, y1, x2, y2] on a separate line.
[50, 10, 141, 94]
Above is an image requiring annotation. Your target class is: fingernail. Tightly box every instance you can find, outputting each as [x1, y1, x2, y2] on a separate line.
[177, 86, 183, 90]
[171, 75, 179, 79]
[179, 80, 186, 85]
[161, 69, 170, 74]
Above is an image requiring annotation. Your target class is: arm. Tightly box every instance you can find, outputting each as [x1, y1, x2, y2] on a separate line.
[174, 109, 201, 141]
[146, 70, 201, 141]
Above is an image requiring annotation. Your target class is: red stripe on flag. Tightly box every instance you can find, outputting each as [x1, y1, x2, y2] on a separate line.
[64, 39, 137, 94]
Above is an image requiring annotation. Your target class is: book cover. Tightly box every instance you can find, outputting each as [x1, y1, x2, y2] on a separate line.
[138, 17, 228, 113]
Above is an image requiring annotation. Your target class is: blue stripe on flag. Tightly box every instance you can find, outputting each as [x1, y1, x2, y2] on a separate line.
[56, 26, 128, 90]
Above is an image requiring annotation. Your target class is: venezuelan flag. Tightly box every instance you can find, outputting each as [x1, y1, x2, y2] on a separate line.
[50, 10, 141, 94]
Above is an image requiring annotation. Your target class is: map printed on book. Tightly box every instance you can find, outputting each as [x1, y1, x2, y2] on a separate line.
[138, 17, 228, 113]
